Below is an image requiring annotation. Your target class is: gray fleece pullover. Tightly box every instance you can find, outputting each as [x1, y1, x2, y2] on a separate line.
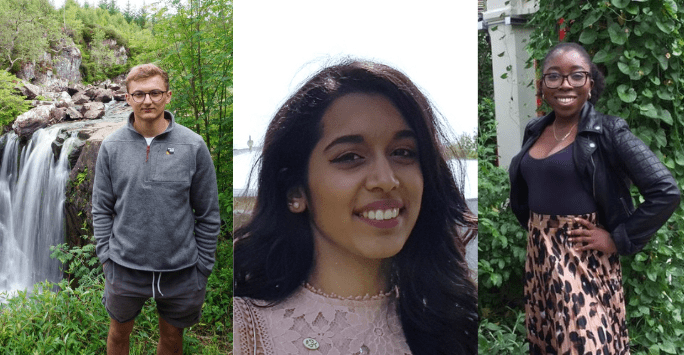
[92, 111, 220, 276]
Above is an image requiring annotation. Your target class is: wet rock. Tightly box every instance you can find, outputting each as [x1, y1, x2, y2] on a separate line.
[12, 104, 55, 139]
[51, 129, 69, 159]
[65, 118, 126, 247]
[65, 140, 100, 248]
[0, 134, 6, 159]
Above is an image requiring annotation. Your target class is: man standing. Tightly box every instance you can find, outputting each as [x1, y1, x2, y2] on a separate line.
[92, 63, 220, 354]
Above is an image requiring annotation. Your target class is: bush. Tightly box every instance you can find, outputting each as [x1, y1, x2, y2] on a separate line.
[0, 70, 30, 128]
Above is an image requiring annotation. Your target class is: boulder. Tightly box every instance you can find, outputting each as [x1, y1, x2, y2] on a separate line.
[55, 92, 73, 108]
[49, 107, 67, 124]
[82, 102, 105, 119]
[65, 106, 83, 121]
[72, 91, 90, 105]
[93, 88, 113, 103]
[18, 81, 42, 100]
[113, 92, 126, 101]
[67, 84, 85, 96]
[12, 104, 55, 138]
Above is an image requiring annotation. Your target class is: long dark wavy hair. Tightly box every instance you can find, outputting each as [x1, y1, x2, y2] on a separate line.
[234, 59, 478, 354]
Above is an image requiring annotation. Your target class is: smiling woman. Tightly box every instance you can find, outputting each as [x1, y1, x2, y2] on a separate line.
[509, 42, 680, 354]
[233, 60, 477, 355]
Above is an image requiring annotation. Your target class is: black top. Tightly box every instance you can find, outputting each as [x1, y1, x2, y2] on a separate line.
[520, 142, 597, 215]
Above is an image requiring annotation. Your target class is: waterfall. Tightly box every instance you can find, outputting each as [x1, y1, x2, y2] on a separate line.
[0, 127, 78, 298]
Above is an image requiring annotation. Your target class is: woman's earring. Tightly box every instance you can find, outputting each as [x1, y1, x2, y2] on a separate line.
[542, 94, 545, 100]
[288, 200, 305, 213]
[588, 92, 592, 100]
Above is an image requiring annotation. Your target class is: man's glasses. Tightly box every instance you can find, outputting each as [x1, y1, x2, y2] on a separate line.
[542, 71, 591, 89]
[129, 90, 167, 103]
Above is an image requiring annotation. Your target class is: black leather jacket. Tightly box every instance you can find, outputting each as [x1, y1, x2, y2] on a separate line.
[509, 102, 680, 255]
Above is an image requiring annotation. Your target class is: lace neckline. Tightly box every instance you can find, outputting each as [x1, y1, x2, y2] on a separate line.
[303, 282, 398, 301]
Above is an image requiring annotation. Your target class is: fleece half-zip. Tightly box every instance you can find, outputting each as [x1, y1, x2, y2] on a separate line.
[92, 111, 220, 276]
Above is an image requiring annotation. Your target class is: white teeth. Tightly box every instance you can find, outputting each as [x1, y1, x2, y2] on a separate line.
[558, 97, 575, 103]
[361, 208, 400, 221]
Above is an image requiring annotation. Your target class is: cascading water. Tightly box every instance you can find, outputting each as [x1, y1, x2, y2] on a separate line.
[0, 127, 78, 298]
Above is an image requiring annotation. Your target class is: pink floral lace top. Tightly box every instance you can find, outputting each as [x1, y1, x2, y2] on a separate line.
[233, 284, 412, 355]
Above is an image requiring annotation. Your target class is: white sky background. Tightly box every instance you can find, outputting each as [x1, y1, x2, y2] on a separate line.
[234, 0, 477, 149]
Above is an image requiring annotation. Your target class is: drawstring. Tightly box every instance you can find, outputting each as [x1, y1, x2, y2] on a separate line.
[152, 272, 164, 298]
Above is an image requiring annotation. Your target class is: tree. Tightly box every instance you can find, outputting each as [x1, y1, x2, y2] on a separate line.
[123, 0, 133, 23]
[155, 0, 232, 220]
[0, 0, 62, 71]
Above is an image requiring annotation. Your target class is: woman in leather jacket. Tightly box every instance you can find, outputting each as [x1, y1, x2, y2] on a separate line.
[508, 42, 679, 355]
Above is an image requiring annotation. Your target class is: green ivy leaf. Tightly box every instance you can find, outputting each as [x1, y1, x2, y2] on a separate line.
[579, 29, 598, 44]
[656, 19, 675, 34]
[593, 49, 615, 63]
[661, 109, 673, 125]
[500, 73, 508, 79]
[657, 54, 669, 70]
[583, 11, 602, 28]
[657, 87, 674, 100]
[642, 88, 653, 98]
[625, 3, 639, 15]
[617, 84, 637, 102]
[608, 23, 629, 45]
[611, 0, 630, 8]
[639, 103, 659, 118]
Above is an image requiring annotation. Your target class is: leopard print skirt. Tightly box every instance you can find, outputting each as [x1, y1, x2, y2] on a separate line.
[524, 212, 629, 355]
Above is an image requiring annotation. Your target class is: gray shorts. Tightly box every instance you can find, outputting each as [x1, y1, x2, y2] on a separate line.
[102, 261, 208, 329]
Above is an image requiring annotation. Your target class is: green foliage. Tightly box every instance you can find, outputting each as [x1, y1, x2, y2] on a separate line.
[155, 0, 233, 224]
[477, 94, 527, 315]
[0, 239, 232, 353]
[479, 308, 527, 355]
[0, 0, 62, 71]
[0, 70, 30, 128]
[76, 166, 88, 185]
[522, 1, 684, 353]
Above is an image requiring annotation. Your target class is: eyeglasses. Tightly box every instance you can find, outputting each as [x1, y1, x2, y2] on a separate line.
[542, 71, 591, 89]
[128, 90, 167, 103]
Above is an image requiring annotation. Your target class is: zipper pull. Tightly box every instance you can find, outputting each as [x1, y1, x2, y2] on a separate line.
[146, 145, 150, 162]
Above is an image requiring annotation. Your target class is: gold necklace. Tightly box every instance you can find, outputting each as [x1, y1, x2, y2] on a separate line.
[553, 121, 578, 142]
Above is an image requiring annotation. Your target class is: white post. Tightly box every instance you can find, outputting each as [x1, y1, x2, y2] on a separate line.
[481, 0, 538, 168]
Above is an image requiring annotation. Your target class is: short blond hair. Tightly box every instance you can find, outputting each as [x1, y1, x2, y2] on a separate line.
[125, 63, 169, 92]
